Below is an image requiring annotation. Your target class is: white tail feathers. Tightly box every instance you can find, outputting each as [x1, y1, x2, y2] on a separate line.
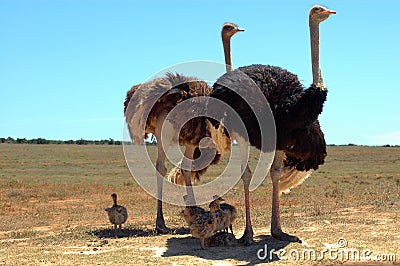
[166, 165, 197, 185]
[279, 167, 312, 194]
[206, 120, 231, 157]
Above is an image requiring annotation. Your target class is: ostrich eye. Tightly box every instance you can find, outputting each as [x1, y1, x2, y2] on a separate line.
[313, 7, 322, 13]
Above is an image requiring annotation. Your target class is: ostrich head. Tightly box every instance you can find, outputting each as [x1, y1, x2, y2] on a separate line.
[309, 5, 336, 88]
[221, 22, 244, 73]
[209, 195, 225, 209]
[111, 193, 117, 205]
[212, 194, 225, 202]
[309, 5, 336, 24]
[221, 22, 244, 39]
[209, 200, 220, 211]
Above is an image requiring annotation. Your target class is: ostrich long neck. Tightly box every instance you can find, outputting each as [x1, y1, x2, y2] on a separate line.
[222, 35, 233, 72]
[309, 19, 325, 89]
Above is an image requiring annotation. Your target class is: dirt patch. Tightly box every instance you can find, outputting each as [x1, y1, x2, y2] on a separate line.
[0, 145, 399, 265]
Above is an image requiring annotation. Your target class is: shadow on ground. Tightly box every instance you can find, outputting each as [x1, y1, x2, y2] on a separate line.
[163, 234, 291, 265]
[89, 226, 190, 239]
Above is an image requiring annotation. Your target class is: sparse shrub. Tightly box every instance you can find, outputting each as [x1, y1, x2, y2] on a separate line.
[123, 181, 135, 186]
[7, 230, 40, 239]
[7, 190, 28, 201]
[325, 186, 343, 199]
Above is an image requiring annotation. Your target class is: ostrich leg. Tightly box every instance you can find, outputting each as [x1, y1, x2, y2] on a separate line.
[181, 145, 196, 206]
[270, 150, 301, 243]
[155, 143, 169, 234]
[237, 135, 253, 245]
[154, 119, 173, 234]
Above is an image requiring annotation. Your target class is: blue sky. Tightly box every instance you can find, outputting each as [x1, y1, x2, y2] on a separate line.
[0, 0, 399, 145]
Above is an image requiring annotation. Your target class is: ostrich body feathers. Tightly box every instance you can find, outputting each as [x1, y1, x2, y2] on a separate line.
[211, 64, 327, 172]
[124, 73, 211, 145]
[125, 73, 223, 183]
[180, 205, 206, 226]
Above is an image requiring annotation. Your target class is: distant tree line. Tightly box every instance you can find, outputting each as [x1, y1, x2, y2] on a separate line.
[0, 137, 398, 147]
[328, 143, 399, 147]
[0, 137, 123, 145]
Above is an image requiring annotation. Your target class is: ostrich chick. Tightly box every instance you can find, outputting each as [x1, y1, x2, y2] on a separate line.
[189, 212, 215, 249]
[105, 193, 128, 237]
[189, 198, 223, 249]
[206, 231, 237, 247]
[180, 195, 206, 226]
[209, 197, 231, 234]
[217, 198, 237, 234]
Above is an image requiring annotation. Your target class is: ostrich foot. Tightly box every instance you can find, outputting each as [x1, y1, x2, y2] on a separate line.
[271, 229, 302, 243]
[155, 224, 170, 234]
[155, 217, 170, 234]
[239, 227, 253, 246]
[155, 210, 170, 234]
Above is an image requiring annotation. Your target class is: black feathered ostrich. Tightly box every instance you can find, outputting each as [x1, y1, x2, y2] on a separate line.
[123, 23, 243, 233]
[210, 5, 336, 244]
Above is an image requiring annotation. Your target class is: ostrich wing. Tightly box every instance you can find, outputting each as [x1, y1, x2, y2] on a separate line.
[124, 78, 171, 144]
[284, 120, 327, 171]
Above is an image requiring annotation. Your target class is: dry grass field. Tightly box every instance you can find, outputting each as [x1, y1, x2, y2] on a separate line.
[0, 144, 399, 265]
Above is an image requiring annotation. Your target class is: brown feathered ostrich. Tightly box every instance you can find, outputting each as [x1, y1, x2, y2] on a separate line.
[222, 23, 245, 73]
[123, 23, 243, 233]
[166, 22, 244, 186]
[124, 74, 212, 233]
[210, 5, 335, 244]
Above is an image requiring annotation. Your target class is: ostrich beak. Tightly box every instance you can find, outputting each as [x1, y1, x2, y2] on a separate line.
[236, 27, 245, 32]
[321, 9, 336, 15]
